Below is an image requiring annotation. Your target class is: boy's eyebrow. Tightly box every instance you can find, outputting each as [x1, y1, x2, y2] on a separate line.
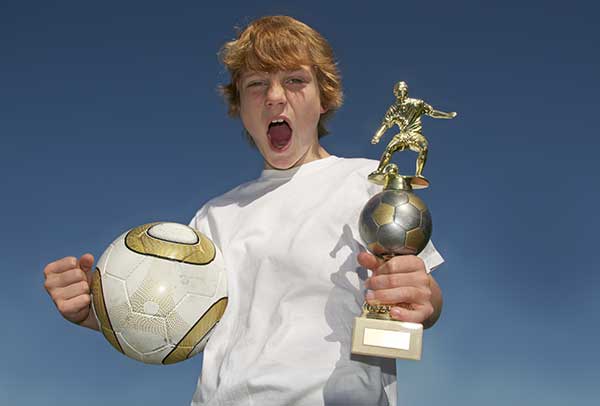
[242, 66, 310, 77]
[240, 70, 268, 80]
[240, 72, 259, 80]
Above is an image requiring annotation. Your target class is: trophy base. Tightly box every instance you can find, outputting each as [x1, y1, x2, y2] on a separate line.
[351, 315, 423, 360]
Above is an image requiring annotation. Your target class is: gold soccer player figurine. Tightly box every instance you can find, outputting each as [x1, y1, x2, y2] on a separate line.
[368, 81, 456, 188]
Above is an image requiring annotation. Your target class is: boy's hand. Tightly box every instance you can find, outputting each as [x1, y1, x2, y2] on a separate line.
[358, 251, 434, 324]
[44, 254, 100, 331]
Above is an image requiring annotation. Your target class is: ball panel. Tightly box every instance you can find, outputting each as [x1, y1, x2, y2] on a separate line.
[102, 273, 130, 314]
[363, 194, 382, 216]
[125, 223, 216, 265]
[408, 193, 427, 212]
[169, 292, 227, 337]
[91, 270, 124, 355]
[359, 208, 379, 244]
[405, 228, 427, 254]
[115, 331, 144, 361]
[372, 202, 395, 227]
[104, 236, 146, 280]
[141, 346, 175, 364]
[126, 262, 179, 318]
[164, 302, 191, 345]
[377, 222, 407, 253]
[421, 210, 432, 239]
[393, 201, 421, 230]
[116, 331, 173, 364]
[147, 222, 199, 245]
[116, 312, 169, 355]
[174, 260, 219, 298]
[163, 297, 228, 364]
[95, 241, 114, 277]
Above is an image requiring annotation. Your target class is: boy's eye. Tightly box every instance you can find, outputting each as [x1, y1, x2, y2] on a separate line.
[286, 77, 306, 85]
[246, 80, 267, 88]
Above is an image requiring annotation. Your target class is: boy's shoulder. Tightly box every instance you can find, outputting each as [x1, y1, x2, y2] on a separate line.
[328, 156, 379, 179]
[334, 156, 378, 171]
[200, 177, 261, 210]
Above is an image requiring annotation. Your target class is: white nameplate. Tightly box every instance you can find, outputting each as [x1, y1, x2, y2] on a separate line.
[363, 328, 410, 350]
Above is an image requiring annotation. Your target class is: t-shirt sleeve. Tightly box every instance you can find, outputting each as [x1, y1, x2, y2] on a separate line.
[188, 205, 214, 242]
[418, 240, 444, 273]
[188, 201, 226, 257]
[188, 206, 204, 230]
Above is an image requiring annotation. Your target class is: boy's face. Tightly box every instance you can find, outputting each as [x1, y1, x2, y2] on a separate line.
[239, 65, 327, 170]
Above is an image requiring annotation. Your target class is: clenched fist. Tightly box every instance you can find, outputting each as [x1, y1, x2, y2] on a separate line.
[358, 251, 443, 329]
[43, 254, 99, 331]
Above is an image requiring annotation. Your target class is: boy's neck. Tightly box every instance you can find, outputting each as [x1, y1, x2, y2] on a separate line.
[263, 144, 331, 170]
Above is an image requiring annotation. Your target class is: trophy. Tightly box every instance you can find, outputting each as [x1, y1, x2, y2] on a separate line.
[351, 81, 456, 360]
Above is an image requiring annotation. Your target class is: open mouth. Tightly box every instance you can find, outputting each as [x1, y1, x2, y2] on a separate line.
[267, 120, 292, 151]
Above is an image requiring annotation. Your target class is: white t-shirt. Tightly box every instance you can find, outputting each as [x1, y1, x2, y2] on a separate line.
[188, 156, 444, 406]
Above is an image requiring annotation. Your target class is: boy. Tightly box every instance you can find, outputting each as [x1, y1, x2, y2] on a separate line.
[44, 15, 443, 406]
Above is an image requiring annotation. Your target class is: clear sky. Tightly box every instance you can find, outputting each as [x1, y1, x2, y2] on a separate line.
[2, 0, 599, 405]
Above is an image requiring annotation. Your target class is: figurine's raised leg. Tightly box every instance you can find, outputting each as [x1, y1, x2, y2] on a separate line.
[369, 135, 405, 183]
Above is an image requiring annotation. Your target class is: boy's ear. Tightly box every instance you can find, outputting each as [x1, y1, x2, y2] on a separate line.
[320, 104, 328, 114]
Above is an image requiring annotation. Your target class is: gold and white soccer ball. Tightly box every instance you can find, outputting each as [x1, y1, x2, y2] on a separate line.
[91, 222, 227, 365]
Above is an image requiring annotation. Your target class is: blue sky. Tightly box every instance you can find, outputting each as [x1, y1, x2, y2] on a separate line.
[2, 0, 599, 405]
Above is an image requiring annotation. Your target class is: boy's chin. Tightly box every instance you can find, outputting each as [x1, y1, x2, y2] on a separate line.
[264, 159, 296, 170]
[263, 152, 301, 170]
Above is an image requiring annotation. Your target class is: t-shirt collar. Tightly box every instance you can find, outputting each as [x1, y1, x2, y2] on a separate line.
[259, 155, 340, 180]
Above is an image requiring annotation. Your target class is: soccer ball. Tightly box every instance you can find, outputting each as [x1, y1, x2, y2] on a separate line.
[359, 189, 432, 257]
[91, 222, 227, 365]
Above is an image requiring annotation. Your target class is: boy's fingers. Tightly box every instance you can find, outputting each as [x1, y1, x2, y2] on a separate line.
[357, 251, 384, 272]
[366, 286, 424, 306]
[375, 255, 425, 275]
[45, 269, 88, 290]
[57, 281, 91, 301]
[389, 303, 434, 324]
[58, 295, 92, 322]
[44, 256, 77, 276]
[74, 253, 94, 287]
[77, 253, 95, 274]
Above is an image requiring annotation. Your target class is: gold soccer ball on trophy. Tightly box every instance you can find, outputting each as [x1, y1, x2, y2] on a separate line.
[359, 189, 432, 257]
[91, 222, 227, 365]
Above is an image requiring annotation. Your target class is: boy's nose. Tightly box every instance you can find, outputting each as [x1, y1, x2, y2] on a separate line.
[265, 82, 286, 107]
